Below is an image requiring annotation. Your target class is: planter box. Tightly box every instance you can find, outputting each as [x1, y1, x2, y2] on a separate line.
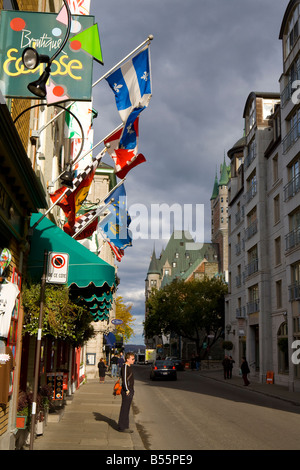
[16, 415, 27, 429]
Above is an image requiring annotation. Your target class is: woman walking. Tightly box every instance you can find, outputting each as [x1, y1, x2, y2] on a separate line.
[98, 358, 107, 383]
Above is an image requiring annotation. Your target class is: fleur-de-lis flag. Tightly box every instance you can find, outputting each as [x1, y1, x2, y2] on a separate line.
[105, 47, 152, 124]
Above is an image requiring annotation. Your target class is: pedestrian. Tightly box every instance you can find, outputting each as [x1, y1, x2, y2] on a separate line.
[241, 356, 250, 386]
[118, 352, 135, 433]
[118, 352, 125, 377]
[191, 354, 196, 370]
[97, 358, 107, 383]
[222, 355, 230, 379]
[111, 353, 118, 378]
[229, 355, 235, 379]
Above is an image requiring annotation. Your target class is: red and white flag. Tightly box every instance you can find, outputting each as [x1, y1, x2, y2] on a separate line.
[104, 117, 146, 178]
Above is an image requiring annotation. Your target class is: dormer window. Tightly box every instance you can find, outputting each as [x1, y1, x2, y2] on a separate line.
[285, 5, 300, 58]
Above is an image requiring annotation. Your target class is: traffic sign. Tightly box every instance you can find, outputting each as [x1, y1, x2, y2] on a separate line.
[46, 252, 69, 284]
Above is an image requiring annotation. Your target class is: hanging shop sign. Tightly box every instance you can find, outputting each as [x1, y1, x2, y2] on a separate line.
[0, 10, 96, 101]
[46, 252, 69, 284]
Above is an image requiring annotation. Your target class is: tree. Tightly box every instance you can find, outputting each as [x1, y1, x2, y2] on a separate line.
[115, 295, 135, 343]
[145, 276, 227, 358]
[22, 283, 95, 347]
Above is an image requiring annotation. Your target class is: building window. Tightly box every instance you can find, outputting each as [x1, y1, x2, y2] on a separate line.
[273, 155, 278, 183]
[274, 237, 281, 266]
[285, 5, 300, 57]
[289, 262, 300, 301]
[274, 194, 280, 224]
[276, 280, 282, 309]
[247, 284, 259, 314]
[172, 262, 176, 268]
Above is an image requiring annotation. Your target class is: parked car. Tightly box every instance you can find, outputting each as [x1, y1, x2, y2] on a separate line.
[150, 360, 177, 380]
[166, 357, 185, 371]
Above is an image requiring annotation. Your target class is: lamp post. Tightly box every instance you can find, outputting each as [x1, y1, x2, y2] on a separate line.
[22, 0, 71, 98]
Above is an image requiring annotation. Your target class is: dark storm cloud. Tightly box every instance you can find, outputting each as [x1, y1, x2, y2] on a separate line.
[89, 0, 286, 343]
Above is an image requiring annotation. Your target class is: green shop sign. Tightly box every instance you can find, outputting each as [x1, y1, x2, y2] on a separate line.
[0, 10, 97, 101]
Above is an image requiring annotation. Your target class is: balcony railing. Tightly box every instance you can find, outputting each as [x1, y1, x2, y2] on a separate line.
[244, 144, 256, 169]
[245, 258, 258, 277]
[281, 81, 292, 108]
[247, 299, 260, 314]
[288, 282, 300, 301]
[282, 119, 300, 154]
[285, 226, 300, 251]
[245, 219, 258, 240]
[284, 172, 300, 201]
[245, 182, 257, 204]
[235, 274, 241, 287]
[235, 243, 241, 256]
[236, 306, 246, 318]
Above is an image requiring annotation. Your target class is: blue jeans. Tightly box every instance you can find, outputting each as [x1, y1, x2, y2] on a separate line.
[111, 364, 117, 377]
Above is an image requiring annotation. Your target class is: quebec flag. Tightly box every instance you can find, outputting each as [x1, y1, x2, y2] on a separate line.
[105, 47, 152, 124]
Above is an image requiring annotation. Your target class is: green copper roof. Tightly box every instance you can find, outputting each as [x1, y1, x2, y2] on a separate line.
[148, 248, 160, 274]
[147, 231, 219, 284]
[219, 156, 230, 186]
[210, 172, 219, 200]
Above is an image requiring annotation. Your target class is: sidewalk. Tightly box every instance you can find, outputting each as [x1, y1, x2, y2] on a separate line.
[28, 368, 300, 451]
[30, 377, 145, 451]
[196, 367, 300, 406]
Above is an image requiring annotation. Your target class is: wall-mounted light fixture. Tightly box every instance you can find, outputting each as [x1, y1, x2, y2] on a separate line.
[226, 324, 235, 335]
[21, 0, 71, 98]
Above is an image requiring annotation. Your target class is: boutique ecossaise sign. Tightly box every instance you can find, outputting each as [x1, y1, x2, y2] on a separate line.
[0, 10, 95, 101]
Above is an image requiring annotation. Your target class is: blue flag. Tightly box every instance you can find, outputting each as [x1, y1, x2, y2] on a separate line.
[98, 212, 132, 250]
[105, 47, 152, 124]
[104, 182, 127, 222]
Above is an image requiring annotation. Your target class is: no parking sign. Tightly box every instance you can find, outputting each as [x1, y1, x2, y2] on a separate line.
[46, 252, 69, 284]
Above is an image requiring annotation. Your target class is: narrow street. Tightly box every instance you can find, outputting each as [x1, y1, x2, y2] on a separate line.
[132, 366, 300, 450]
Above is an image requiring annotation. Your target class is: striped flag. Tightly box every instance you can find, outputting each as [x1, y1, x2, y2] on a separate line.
[49, 150, 104, 232]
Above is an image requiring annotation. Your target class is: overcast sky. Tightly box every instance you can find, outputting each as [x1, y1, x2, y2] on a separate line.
[89, 0, 286, 345]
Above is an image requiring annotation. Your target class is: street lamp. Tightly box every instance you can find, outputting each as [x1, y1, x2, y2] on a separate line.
[22, 0, 71, 98]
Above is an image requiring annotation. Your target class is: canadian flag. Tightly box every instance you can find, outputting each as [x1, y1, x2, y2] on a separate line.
[104, 117, 146, 179]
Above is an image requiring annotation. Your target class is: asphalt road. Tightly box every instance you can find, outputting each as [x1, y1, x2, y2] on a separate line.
[132, 365, 300, 451]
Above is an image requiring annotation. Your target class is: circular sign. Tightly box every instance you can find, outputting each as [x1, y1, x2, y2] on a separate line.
[111, 319, 123, 325]
[51, 254, 66, 269]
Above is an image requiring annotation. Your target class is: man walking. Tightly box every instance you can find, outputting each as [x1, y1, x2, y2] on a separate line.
[111, 354, 118, 378]
[118, 352, 135, 433]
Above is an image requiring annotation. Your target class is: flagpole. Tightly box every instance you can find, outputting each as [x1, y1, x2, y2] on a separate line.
[92, 35, 153, 88]
[41, 35, 154, 131]
[32, 146, 108, 231]
[72, 178, 126, 239]
[49, 123, 123, 187]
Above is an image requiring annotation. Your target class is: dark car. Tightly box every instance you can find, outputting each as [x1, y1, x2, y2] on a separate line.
[150, 360, 177, 380]
[166, 357, 185, 371]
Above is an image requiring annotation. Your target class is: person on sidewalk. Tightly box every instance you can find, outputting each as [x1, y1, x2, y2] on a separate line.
[222, 355, 230, 379]
[118, 352, 135, 433]
[117, 352, 125, 377]
[98, 358, 107, 383]
[241, 356, 250, 386]
[111, 354, 118, 378]
[229, 355, 235, 379]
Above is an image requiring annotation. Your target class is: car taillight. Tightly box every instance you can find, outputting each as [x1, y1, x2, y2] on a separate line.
[172, 366, 176, 370]
[154, 366, 157, 370]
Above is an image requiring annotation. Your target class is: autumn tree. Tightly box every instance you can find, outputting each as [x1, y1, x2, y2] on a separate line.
[145, 276, 227, 358]
[115, 295, 135, 343]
